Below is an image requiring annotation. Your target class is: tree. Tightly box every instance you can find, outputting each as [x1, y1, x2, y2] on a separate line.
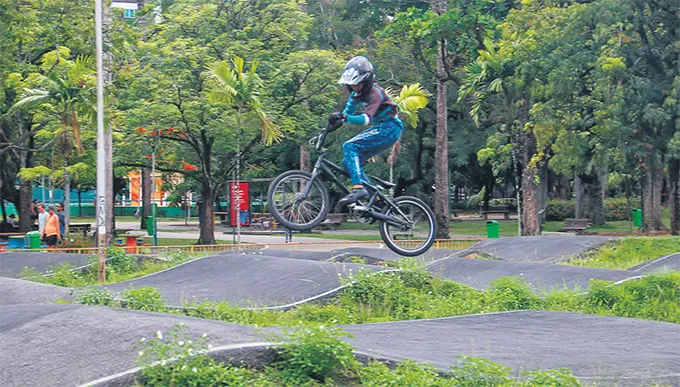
[8, 47, 96, 232]
[205, 56, 282, 243]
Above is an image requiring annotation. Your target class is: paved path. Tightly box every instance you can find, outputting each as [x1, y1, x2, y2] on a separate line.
[630, 253, 680, 273]
[467, 236, 618, 262]
[0, 277, 71, 305]
[345, 310, 680, 386]
[2, 304, 678, 387]
[0, 252, 92, 278]
[0, 304, 264, 387]
[102, 254, 386, 308]
[426, 258, 633, 291]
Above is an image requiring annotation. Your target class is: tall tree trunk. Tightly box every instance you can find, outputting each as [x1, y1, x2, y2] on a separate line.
[537, 164, 548, 219]
[141, 168, 151, 229]
[18, 115, 34, 232]
[433, 76, 449, 239]
[431, 0, 449, 239]
[199, 183, 215, 244]
[18, 179, 32, 232]
[642, 155, 666, 231]
[558, 173, 570, 199]
[669, 158, 679, 236]
[300, 144, 310, 172]
[575, 168, 606, 225]
[516, 98, 540, 236]
[63, 168, 70, 234]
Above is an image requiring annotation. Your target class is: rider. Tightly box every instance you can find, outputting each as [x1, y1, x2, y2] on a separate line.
[329, 56, 403, 206]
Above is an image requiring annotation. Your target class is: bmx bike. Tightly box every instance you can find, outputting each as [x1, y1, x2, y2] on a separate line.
[267, 122, 436, 256]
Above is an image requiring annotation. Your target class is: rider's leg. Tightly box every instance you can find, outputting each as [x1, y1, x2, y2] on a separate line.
[341, 120, 402, 205]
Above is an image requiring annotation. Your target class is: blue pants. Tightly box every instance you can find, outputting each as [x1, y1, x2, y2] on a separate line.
[343, 118, 403, 186]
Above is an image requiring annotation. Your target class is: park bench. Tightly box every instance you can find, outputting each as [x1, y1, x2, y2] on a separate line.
[68, 223, 91, 238]
[481, 206, 511, 220]
[558, 218, 590, 234]
[318, 213, 344, 230]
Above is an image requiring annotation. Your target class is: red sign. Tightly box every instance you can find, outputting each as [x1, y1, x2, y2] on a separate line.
[229, 182, 250, 227]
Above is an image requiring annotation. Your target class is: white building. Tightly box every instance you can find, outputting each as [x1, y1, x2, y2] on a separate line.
[111, 0, 144, 19]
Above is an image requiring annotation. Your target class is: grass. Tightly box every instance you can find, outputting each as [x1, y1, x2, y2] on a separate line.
[73, 264, 680, 326]
[136, 324, 582, 387]
[20, 247, 205, 286]
[140, 237, 234, 246]
[564, 237, 680, 270]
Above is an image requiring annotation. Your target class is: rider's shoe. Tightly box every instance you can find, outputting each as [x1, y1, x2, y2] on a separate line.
[339, 188, 369, 208]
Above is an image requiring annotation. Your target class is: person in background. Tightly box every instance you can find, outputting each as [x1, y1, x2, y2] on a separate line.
[7, 214, 18, 231]
[37, 205, 47, 234]
[42, 206, 61, 248]
[56, 203, 66, 241]
[30, 199, 39, 222]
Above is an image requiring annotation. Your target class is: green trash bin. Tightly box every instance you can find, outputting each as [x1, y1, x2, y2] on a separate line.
[632, 208, 642, 227]
[145, 216, 155, 236]
[486, 220, 499, 238]
[26, 231, 42, 249]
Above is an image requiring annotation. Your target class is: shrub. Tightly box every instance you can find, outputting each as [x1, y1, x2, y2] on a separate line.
[360, 360, 453, 386]
[43, 263, 86, 287]
[546, 199, 574, 221]
[275, 326, 359, 383]
[449, 356, 514, 386]
[121, 286, 166, 311]
[546, 197, 642, 221]
[72, 288, 118, 306]
[137, 324, 258, 387]
[106, 246, 139, 274]
[487, 277, 543, 311]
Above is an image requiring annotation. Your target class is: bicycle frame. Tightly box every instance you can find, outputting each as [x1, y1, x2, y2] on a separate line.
[302, 127, 412, 229]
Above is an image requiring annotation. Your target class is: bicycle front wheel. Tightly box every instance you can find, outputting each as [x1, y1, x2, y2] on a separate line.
[267, 170, 329, 231]
[379, 196, 436, 256]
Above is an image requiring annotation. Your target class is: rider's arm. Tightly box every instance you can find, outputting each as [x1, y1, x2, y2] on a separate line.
[344, 88, 381, 126]
[342, 92, 359, 117]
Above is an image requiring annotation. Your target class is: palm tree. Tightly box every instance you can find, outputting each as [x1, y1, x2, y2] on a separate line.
[9, 47, 96, 232]
[386, 83, 431, 194]
[205, 56, 281, 243]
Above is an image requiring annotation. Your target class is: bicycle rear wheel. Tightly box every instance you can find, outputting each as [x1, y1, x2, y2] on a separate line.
[267, 170, 329, 231]
[379, 196, 436, 256]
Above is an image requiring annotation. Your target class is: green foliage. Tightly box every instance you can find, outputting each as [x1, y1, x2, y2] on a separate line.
[274, 326, 359, 383]
[121, 286, 166, 311]
[135, 324, 583, 386]
[450, 356, 513, 386]
[71, 288, 117, 307]
[546, 198, 643, 221]
[487, 277, 543, 311]
[567, 237, 680, 269]
[106, 246, 140, 275]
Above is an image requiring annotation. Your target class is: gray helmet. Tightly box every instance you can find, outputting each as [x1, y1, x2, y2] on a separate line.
[338, 56, 375, 91]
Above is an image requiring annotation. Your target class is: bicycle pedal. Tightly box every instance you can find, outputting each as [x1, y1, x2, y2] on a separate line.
[352, 205, 369, 212]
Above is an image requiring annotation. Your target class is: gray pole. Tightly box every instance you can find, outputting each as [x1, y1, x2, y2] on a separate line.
[95, 0, 107, 282]
[151, 144, 158, 246]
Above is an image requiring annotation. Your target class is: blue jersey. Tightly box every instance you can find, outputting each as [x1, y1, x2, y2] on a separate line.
[343, 85, 398, 125]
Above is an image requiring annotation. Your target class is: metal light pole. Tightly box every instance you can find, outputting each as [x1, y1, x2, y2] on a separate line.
[95, 0, 107, 282]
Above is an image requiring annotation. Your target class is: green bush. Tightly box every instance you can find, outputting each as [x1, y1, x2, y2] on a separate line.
[121, 286, 166, 311]
[546, 199, 575, 221]
[72, 288, 117, 306]
[545, 198, 642, 221]
[275, 326, 359, 383]
[487, 277, 544, 311]
[106, 246, 139, 275]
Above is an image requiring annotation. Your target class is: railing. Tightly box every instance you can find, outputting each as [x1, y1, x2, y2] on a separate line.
[0, 238, 483, 256]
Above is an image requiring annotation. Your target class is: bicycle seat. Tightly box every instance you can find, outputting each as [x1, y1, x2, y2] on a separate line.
[369, 175, 395, 189]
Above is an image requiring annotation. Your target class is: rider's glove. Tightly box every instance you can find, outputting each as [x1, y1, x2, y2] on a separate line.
[328, 112, 345, 124]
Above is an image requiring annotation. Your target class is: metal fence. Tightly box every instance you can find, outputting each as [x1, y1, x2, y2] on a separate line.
[0, 238, 483, 256]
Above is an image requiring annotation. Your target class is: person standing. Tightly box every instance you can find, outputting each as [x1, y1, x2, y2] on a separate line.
[56, 203, 66, 241]
[37, 205, 47, 234]
[42, 206, 61, 248]
[29, 199, 39, 223]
